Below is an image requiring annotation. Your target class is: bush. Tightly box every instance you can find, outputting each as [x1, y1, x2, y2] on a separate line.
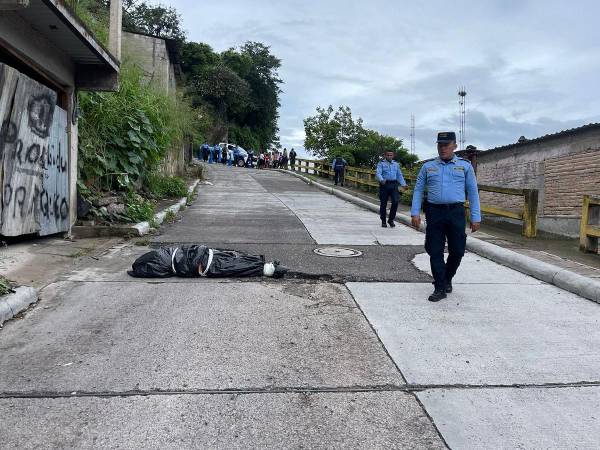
[125, 193, 156, 223]
[78, 62, 202, 193]
[0, 277, 14, 296]
[146, 174, 188, 198]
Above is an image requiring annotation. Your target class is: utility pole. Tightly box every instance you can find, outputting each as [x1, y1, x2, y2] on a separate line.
[410, 114, 415, 155]
[109, 0, 123, 61]
[458, 87, 467, 151]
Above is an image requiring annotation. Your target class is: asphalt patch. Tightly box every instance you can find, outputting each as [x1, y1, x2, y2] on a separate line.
[149, 242, 431, 283]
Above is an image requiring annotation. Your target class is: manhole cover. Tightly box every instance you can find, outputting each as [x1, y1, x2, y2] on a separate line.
[313, 247, 363, 258]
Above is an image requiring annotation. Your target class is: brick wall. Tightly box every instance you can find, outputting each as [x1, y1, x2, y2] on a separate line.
[543, 148, 600, 216]
[476, 161, 540, 212]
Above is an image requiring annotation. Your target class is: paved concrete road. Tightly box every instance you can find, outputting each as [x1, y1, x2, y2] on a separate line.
[1, 164, 599, 449]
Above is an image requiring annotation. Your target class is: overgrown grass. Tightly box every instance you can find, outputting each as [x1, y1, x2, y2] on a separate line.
[146, 174, 188, 198]
[65, 0, 109, 46]
[164, 210, 177, 223]
[0, 277, 14, 296]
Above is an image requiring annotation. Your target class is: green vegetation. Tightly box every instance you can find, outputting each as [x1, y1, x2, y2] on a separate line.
[164, 209, 177, 224]
[78, 63, 201, 193]
[125, 193, 156, 223]
[182, 41, 282, 150]
[0, 277, 14, 296]
[66, 0, 186, 45]
[146, 173, 188, 199]
[65, 0, 109, 45]
[304, 105, 418, 168]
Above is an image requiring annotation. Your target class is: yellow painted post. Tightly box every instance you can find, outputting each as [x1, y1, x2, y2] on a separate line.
[522, 189, 538, 238]
[579, 195, 600, 253]
[580, 195, 591, 252]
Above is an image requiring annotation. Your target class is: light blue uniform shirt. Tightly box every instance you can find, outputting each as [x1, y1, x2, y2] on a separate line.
[376, 160, 407, 186]
[332, 158, 347, 170]
[410, 156, 481, 222]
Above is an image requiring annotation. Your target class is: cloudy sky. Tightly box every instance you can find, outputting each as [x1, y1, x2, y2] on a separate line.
[168, 0, 600, 159]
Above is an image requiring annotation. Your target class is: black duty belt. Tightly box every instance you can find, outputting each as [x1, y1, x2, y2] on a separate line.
[426, 202, 464, 209]
[384, 180, 398, 184]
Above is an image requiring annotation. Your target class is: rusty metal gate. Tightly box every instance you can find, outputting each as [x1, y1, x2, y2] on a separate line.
[0, 63, 69, 236]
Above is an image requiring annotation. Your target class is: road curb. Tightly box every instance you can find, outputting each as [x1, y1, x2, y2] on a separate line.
[73, 179, 200, 238]
[133, 179, 201, 235]
[283, 170, 600, 304]
[0, 286, 38, 326]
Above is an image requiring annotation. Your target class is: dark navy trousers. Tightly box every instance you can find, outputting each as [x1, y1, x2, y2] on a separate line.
[334, 168, 345, 185]
[424, 203, 467, 290]
[379, 181, 399, 222]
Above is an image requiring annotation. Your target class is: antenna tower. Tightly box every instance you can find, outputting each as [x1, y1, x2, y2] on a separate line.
[410, 114, 415, 155]
[458, 87, 467, 150]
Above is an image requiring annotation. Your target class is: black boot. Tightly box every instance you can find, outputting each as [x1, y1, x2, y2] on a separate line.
[428, 288, 447, 302]
[445, 280, 453, 293]
[387, 220, 396, 228]
[381, 221, 387, 228]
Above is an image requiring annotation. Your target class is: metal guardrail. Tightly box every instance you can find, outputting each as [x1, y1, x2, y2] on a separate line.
[291, 158, 539, 238]
[579, 195, 600, 253]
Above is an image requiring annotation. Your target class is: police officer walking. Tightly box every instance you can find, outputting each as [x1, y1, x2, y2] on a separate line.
[332, 155, 347, 186]
[411, 132, 481, 302]
[376, 150, 407, 228]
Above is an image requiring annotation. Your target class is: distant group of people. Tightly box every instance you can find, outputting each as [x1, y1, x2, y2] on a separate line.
[199, 143, 228, 165]
[257, 148, 297, 170]
[199, 143, 246, 167]
[198, 143, 298, 171]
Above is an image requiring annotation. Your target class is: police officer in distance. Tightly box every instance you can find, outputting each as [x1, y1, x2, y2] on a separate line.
[410, 132, 481, 302]
[376, 150, 408, 228]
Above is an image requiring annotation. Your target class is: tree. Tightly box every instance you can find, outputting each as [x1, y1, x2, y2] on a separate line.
[181, 41, 282, 149]
[303, 106, 365, 159]
[122, 0, 186, 41]
[304, 105, 417, 168]
[236, 42, 282, 149]
[192, 64, 252, 124]
[355, 130, 418, 168]
[181, 42, 220, 78]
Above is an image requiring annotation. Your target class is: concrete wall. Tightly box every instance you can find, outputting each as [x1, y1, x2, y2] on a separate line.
[476, 127, 600, 237]
[122, 32, 177, 96]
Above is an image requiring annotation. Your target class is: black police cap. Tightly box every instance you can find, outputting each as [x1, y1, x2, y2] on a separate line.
[436, 131, 456, 144]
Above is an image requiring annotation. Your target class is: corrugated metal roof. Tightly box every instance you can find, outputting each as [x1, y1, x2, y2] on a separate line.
[15, 0, 118, 71]
[483, 122, 600, 154]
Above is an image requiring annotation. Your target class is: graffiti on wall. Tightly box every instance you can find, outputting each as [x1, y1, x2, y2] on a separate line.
[0, 63, 69, 236]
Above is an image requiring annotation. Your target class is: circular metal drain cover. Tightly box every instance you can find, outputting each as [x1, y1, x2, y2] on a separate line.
[313, 247, 363, 258]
